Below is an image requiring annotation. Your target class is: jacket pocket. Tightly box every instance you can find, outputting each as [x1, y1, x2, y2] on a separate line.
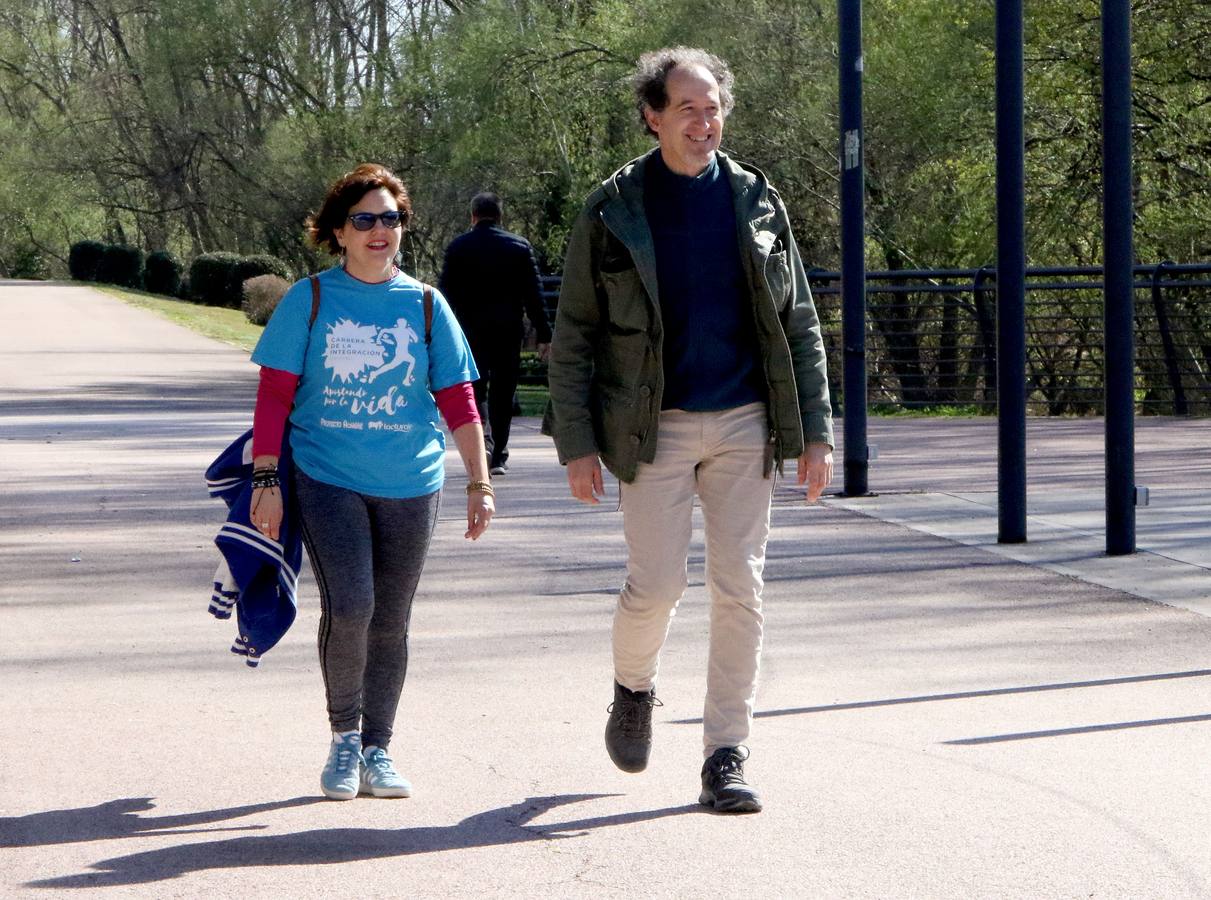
[764, 249, 791, 311]
[600, 267, 649, 333]
[597, 383, 642, 466]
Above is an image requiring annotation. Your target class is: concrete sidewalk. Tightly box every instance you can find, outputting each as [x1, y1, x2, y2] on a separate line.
[3, 282, 1211, 898]
[819, 416, 1211, 617]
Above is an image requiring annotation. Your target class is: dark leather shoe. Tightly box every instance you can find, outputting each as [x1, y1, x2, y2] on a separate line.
[604, 681, 661, 773]
[699, 746, 762, 813]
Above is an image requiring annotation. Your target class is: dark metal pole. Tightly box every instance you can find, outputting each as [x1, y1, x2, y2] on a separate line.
[995, 0, 1027, 542]
[1103, 0, 1136, 554]
[839, 0, 869, 496]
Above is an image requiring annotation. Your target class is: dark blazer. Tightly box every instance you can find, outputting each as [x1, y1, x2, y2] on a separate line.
[439, 221, 552, 344]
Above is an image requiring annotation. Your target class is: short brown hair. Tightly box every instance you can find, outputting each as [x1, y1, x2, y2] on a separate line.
[633, 47, 735, 137]
[306, 163, 412, 255]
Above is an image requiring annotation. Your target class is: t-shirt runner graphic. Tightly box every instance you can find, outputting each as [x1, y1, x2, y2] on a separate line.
[323, 317, 419, 387]
[368, 318, 419, 385]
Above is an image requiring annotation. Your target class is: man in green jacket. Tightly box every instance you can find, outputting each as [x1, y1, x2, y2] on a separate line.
[544, 47, 834, 813]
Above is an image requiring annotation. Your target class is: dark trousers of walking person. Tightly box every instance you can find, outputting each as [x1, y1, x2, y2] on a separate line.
[468, 334, 521, 470]
[294, 469, 440, 750]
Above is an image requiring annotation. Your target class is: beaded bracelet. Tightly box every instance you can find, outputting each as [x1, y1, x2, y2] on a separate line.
[466, 480, 494, 497]
[251, 467, 280, 490]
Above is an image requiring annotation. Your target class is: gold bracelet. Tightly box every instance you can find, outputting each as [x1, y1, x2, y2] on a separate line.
[466, 480, 494, 496]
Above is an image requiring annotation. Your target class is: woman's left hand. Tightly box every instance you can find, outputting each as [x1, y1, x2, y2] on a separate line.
[466, 491, 495, 540]
[449, 421, 494, 539]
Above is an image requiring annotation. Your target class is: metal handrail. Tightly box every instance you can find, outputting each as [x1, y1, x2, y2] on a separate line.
[533, 260, 1211, 415]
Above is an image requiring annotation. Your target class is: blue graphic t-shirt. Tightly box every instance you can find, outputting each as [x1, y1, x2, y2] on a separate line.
[252, 266, 478, 499]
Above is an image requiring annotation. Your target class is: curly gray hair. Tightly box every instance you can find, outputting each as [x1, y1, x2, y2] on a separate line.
[633, 47, 735, 137]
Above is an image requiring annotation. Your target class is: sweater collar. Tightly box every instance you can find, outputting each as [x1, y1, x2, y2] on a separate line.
[647, 149, 721, 194]
[600, 148, 777, 257]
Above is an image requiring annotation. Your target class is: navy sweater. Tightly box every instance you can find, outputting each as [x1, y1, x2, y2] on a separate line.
[644, 151, 764, 412]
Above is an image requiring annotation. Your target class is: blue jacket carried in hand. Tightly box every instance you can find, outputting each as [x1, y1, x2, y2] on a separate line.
[204, 428, 302, 667]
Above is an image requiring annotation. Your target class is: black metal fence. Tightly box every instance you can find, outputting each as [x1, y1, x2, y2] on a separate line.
[530, 262, 1211, 416]
[810, 262, 1211, 415]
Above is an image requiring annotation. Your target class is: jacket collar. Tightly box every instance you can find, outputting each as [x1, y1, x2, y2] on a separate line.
[599, 148, 780, 262]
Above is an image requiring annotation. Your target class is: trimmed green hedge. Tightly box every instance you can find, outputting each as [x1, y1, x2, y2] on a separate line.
[145, 250, 184, 297]
[190, 251, 292, 307]
[233, 253, 291, 294]
[68, 241, 106, 282]
[70, 243, 291, 305]
[96, 245, 144, 289]
[189, 252, 242, 307]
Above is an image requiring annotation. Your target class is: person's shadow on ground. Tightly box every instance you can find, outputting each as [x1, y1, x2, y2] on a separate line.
[1, 796, 323, 847]
[20, 794, 702, 889]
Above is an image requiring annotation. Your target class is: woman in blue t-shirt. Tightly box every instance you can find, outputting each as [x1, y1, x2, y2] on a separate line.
[249, 164, 494, 800]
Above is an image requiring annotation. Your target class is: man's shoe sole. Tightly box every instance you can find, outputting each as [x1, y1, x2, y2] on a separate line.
[698, 790, 762, 813]
[321, 785, 358, 800]
[607, 749, 649, 773]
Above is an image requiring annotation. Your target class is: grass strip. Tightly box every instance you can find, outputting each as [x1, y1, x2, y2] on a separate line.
[99, 286, 264, 351]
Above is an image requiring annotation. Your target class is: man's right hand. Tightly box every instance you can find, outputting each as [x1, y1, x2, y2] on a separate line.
[566, 454, 605, 504]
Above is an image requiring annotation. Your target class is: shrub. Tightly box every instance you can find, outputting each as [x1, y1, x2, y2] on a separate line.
[232, 254, 291, 296]
[144, 250, 183, 297]
[242, 274, 291, 325]
[96, 244, 145, 288]
[189, 252, 242, 306]
[231, 255, 291, 311]
[2, 245, 49, 280]
[68, 240, 106, 282]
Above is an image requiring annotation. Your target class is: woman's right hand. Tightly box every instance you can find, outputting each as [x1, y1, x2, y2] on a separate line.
[251, 486, 283, 541]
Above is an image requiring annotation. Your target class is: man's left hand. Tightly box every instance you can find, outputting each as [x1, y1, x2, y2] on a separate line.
[536, 342, 551, 362]
[797, 442, 834, 503]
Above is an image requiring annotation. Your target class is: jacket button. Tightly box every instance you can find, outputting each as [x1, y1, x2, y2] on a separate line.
[630, 434, 641, 445]
[639, 385, 652, 397]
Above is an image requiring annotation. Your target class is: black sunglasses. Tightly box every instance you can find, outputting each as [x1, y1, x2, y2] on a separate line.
[347, 210, 404, 231]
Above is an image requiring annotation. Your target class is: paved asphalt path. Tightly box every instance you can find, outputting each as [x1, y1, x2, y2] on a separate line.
[3, 281, 1211, 898]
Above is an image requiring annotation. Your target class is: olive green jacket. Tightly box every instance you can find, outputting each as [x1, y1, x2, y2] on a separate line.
[543, 148, 833, 483]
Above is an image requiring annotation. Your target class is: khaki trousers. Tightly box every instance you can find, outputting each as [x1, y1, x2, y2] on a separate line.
[614, 402, 772, 756]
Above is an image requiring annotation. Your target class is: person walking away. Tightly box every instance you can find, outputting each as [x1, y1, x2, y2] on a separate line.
[439, 192, 551, 475]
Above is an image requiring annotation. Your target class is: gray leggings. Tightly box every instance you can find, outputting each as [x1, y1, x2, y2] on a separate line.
[295, 468, 440, 750]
